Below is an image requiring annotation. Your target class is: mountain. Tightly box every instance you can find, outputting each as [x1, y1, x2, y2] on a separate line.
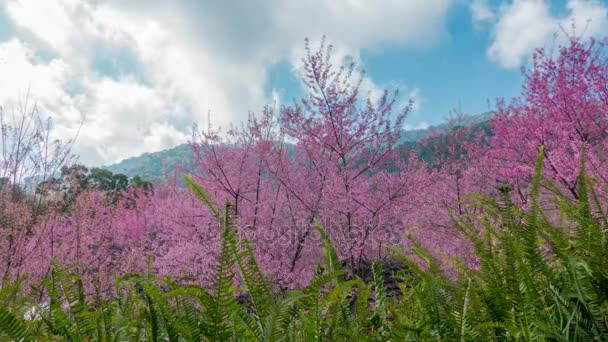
[103, 113, 492, 181]
[399, 127, 430, 142]
[104, 143, 194, 181]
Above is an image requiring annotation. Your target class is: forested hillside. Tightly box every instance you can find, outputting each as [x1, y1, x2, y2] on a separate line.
[103, 114, 492, 181]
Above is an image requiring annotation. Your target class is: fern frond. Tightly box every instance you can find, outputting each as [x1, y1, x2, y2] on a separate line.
[0, 306, 32, 340]
[315, 219, 343, 275]
[183, 174, 222, 221]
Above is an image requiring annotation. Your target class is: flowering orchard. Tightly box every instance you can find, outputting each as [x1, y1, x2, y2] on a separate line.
[1, 36, 607, 289]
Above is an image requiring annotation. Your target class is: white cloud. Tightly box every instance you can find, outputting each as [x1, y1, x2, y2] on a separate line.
[488, 0, 555, 68]
[74, 77, 187, 164]
[1, 0, 453, 165]
[404, 122, 430, 131]
[564, 0, 608, 37]
[402, 88, 429, 130]
[0, 38, 83, 140]
[470, 0, 495, 26]
[488, 0, 608, 69]
[0, 39, 71, 108]
[143, 122, 189, 154]
[0, 38, 186, 165]
[407, 88, 423, 113]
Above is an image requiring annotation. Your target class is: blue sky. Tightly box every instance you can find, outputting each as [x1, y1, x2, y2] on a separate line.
[264, 1, 525, 128]
[0, 0, 607, 165]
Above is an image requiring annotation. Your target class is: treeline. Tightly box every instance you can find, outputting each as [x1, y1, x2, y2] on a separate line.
[35, 165, 153, 206]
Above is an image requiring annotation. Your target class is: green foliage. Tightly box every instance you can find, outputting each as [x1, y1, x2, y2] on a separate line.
[87, 168, 129, 192]
[385, 147, 608, 341]
[105, 144, 194, 182]
[36, 164, 151, 209]
[3, 158, 608, 340]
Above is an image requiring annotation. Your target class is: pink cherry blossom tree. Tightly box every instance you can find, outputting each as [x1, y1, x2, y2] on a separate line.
[0, 98, 74, 281]
[188, 38, 418, 287]
[483, 36, 608, 200]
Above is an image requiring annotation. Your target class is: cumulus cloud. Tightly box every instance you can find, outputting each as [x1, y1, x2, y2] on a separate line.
[488, 0, 608, 69]
[470, 0, 495, 27]
[488, 0, 555, 68]
[1, 0, 453, 165]
[0, 38, 81, 136]
[565, 0, 608, 37]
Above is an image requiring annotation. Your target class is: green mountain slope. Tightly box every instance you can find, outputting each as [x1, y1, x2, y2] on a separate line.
[104, 143, 194, 181]
[103, 114, 492, 181]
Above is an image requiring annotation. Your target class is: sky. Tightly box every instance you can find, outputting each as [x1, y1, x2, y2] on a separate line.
[0, 0, 607, 166]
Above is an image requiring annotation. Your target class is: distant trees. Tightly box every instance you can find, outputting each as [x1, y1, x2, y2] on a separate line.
[130, 175, 153, 191]
[37, 164, 152, 208]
